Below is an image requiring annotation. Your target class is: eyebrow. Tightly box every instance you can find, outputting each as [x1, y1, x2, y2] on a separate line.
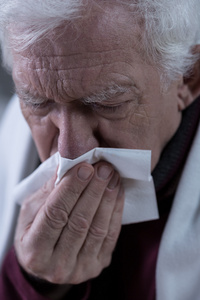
[15, 87, 53, 108]
[82, 84, 133, 104]
[16, 83, 139, 105]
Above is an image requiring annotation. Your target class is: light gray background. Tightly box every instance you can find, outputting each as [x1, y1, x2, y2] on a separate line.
[0, 51, 14, 120]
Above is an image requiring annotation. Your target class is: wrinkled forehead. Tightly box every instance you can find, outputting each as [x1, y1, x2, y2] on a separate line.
[12, 2, 142, 60]
[11, 3, 147, 102]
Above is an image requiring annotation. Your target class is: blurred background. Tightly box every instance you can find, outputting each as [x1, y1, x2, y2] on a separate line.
[0, 50, 14, 121]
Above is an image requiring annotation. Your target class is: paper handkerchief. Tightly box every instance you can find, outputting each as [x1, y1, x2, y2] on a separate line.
[13, 148, 159, 224]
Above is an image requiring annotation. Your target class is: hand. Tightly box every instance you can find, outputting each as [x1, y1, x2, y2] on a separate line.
[14, 161, 124, 285]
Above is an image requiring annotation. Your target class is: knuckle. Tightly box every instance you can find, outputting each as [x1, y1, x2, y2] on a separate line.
[88, 262, 106, 280]
[21, 252, 43, 274]
[86, 187, 103, 201]
[44, 203, 69, 229]
[89, 224, 107, 239]
[101, 255, 112, 268]
[45, 269, 68, 284]
[69, 265, 100, 284]
[20, 201, 31, 217]
[68, 213, 90, 236]
[41, 180, 51, 196]
[69, 271, 83, 285]
[106, 228, 120, 244]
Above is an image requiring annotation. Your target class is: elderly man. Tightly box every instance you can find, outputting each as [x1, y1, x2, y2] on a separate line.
[0, 0, 200, 299]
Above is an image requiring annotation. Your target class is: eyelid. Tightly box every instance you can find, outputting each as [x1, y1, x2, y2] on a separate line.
[93, 102, 123, 108]
[90, 100, 131, 113]
[19, 96, 55, 114]
[23, 97, 54, 106]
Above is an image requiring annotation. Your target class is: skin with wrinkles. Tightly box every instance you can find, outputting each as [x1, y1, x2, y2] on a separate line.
[12, 3, 195, 299]
[13, 5, 184, 168]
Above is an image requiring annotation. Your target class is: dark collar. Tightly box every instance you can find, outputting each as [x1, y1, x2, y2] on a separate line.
[152, 96, 200, 214]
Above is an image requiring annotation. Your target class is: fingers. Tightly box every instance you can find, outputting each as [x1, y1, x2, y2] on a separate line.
[98, 185, 125, 264]
[52, 164, 124, 283]
[75, 178, 124, 282]
[19, 163, 95, 257]
[15, 159, 124, 284]
[79, 171, 121, 257]
[16, 174, 56, 234]
[53, 163, 115, 266]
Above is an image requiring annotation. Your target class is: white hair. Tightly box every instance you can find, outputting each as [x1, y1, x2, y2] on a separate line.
[0, 0, 200, 81]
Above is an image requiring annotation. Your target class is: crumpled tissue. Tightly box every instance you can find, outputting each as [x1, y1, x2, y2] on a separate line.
[13, 147, 159, 224]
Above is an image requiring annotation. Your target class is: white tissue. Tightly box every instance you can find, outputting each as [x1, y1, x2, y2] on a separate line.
[13, 148, 159, 224]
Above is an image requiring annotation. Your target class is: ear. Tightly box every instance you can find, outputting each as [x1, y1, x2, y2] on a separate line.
[178, 45, 200, 111]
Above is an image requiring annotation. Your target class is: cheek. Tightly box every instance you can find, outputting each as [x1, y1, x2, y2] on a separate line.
[21, 106, 57, 161]
[32, 123, 56, 161]
[97, 116, 145, 149]
[97, 104, 169, 169]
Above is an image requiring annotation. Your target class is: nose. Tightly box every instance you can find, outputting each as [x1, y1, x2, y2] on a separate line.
[52, 105, 100, 159]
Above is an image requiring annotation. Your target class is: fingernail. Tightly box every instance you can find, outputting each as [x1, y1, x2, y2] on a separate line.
[97, 165, 113, 180]
[78, 166, 93, 181]
[108, 172, 119, 189]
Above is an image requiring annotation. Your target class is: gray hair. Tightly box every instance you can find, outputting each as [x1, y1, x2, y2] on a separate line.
[0, 0, 200, 81]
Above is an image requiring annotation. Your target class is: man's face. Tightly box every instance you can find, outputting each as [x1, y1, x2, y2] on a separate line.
[12, 4, 183, 171]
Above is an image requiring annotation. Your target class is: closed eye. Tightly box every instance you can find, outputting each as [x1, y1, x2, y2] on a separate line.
[22, 97, 55, 111]
[91, 102, 124, 113]
[88, 100, 133, 115]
